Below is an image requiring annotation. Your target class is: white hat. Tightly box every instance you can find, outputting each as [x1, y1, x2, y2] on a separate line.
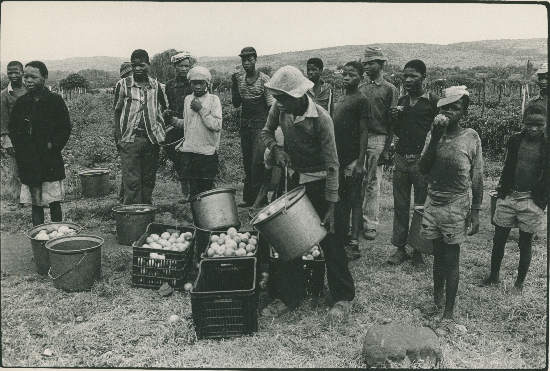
[437, 85, 470, 108]
[171, 51, 196, 65]
[265, 65, 314, 98]
[536, 62, 548, 75]
[187, 66, 211, 83]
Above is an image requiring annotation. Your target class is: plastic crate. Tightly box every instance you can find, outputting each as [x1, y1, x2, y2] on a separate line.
[191, 257, 258, 339]
[268, 246, 325, 298]
[132, 223, 195, 290]
[200, 229, 260, 260]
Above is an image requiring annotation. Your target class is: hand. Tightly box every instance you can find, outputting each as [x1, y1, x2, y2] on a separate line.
[321, 202, 336, 234]
[163, 109, 176, 121]
[231, 73, 239, 84]
[352, 161, 365, 179]
[47, 142, 53, 150]
[273, 147, 291, 168]
[190, 98, 202, 112]
[467, 209, 480, 236]
[432, 114, 449, 139]
[390, 106, 403, 120]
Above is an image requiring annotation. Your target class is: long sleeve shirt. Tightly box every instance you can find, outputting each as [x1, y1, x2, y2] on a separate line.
[358, 76, 398, 136]
[420, 128, 484, 209]
[175, 92, 223, 155]
[1, 83, 28, 136]
[261, 96, 339, 202]
[231, 71, 275, 128]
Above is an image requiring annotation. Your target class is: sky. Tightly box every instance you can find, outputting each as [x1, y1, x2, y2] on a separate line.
[0, 1, 547, 62]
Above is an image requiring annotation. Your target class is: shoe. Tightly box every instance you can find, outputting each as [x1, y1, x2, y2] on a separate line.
[327, 300, 352, 324]
[345, 240, 361, 261]
[363, 229, 377, 240]
[387, 248, 408, 265]
[411, 250, 426, 268]
[479, 276, 500, 287]
[261, 298, 290, 317]
[511, 280, 524, 295]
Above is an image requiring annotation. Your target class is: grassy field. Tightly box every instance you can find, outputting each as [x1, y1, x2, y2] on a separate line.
[1, 159, 547, 368]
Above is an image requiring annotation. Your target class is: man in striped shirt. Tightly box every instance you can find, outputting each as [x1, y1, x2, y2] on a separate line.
[114, 49, 168, 205]
[232, 46, 276, 207]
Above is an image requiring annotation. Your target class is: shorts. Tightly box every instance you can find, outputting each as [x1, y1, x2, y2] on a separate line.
[493, 193, 544, 234]
[421, 193, 471, 245]
[20, 181, 65, 207]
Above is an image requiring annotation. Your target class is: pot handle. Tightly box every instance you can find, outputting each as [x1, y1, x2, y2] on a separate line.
[283, 165, 289, 214]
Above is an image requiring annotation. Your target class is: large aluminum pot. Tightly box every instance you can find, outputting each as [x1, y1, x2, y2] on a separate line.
[489, 190, 498, 226]
[190, 188, 240, 231]
[251, 186, 327, 261]
[112, 204, 157, 246]
[407, 206, 433, 255]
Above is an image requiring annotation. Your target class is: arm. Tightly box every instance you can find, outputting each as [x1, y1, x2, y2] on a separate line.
[231, 74, 242, 108]
[50, 95, 72, 151]
[263, 74, 276, 108]
[260, 104, 280, 151]
[158, 82, 168, 112]
[354, 98, 370, 176]
[318, 113, 340, 203]
[468, 131, 484, 235]
[0, 92, 10, 136]
[198, 95, 222, 132]
[113, 80, 124, 145]
[419, 130, 438, 175]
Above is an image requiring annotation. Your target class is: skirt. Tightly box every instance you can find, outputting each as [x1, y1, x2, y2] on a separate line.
[20, 181, 65, 207]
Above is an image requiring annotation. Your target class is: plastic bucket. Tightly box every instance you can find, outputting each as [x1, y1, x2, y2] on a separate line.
[25, 222, 83, 275]
[251, 186, 327, 261]
[79, 168, 111, 197]
[190, 188, 240, 231]
[407, 207, 433, 255]
[112, 204, 157, 246]
[489, 190, 498, 225]
[45, 235, 103, 292]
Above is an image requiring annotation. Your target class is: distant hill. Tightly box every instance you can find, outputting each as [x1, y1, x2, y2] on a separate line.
[1, 38, 546, 77]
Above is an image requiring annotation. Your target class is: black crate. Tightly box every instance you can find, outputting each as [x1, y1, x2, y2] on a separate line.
[200, 229, 260, 260]
[268, 246, 326, 298]
[191, 257, 258, 339]
[132, 223, 195, 290]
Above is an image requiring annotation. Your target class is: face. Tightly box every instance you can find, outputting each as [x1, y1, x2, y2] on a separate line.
[23, 66, 45, 92]
[241, 55, 256, 73]
[537, 73, 547, 92]
[7, 65, 23, 84]
[191, 80, 208, 96]
[131, 58, 149, 79]
[523, 114, 546, 138]
[342, 65, 361, 88]
[272, 93, 303, 115]
[306, 64, 322, 83]
[175, 59, 192, 78]
[364, 60, 383, 78]
[438, 99, 466, 125]
[403, 67, 424, 93]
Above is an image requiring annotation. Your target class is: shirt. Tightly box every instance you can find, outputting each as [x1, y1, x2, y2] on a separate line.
[393, 92, 439, 155]
[358, 76, 398, 136]
[261, 95, 339, 202]
[114, 75, 168, 144]
[514, 138, 545, 192]
[307, 79, 334, 115]
[421, 128, 484, 209]
[165, 77, 193, 118]
[232, 71, 275, 126]
[175, 93, 223, 155]
[1, 82, 28, 136]
[332, 90, 370, 167]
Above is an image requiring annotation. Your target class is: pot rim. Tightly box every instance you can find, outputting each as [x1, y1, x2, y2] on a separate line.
[45, 235, 104, 255]
[78, 168, 111, 176]
[189, 188, 237, 202]
[251, 186, 306, 226]
[112, 204, 158, 214]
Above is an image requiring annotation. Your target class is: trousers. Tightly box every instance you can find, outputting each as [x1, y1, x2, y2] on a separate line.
[119, 136, 159, 205]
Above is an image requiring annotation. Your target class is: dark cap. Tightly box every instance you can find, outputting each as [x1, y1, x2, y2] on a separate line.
[239, 47, 257, 58]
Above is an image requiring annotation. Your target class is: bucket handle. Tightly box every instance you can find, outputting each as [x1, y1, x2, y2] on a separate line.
[282, 165, 289, 215]
[47, 252, 88, 281]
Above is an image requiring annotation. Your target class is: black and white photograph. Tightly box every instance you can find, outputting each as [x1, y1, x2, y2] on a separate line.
[0, 1, 548, 368]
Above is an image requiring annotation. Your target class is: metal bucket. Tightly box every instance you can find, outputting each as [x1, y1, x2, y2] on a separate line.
[112, 204, 157, 246]
[489, 190, 498, 225]
[79, 168, 111, 197]
[45, 235, 103, 292]
[407, 207, 433, 255]
[25, 222, 83, 275]
[190, 188, 240, 231]
[251, 186, 327, 261]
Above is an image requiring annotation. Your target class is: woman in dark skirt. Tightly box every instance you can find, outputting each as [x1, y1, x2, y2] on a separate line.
[171, 66, 222, 197]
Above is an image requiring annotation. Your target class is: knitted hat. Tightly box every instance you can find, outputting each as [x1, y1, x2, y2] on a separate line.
[171, 51, 196, 65]
[187, 66, 212, 83]
[437, 85, 470, 108]
[119, 62, 132, 78]
[265, 65, 314, 98]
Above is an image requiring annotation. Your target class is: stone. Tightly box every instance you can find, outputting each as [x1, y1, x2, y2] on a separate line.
[455, 324, 467, 334]
[42, 348, 54, 357]
[362, 324, 442, 367]
[158, 282, 174, 297]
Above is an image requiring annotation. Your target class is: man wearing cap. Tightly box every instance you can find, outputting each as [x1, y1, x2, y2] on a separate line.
[113, 62, 133, 203]
[114, 49, 168, 205]
[359, 47, 399, 241]
[165, 51, 196, 200]
[306, 57, 334, 115]
[232, 47, 275, 207]
[260, 65, 355, 322]
[418, 86, 483, 322]
[388, 59, 439, 266]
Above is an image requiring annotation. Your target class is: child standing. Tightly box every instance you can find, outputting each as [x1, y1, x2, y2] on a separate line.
[481, 104, 547, 293]
[173, 66, 222, 197]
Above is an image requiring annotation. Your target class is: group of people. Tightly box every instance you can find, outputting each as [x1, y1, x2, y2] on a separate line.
[1, 45, 547, 328]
